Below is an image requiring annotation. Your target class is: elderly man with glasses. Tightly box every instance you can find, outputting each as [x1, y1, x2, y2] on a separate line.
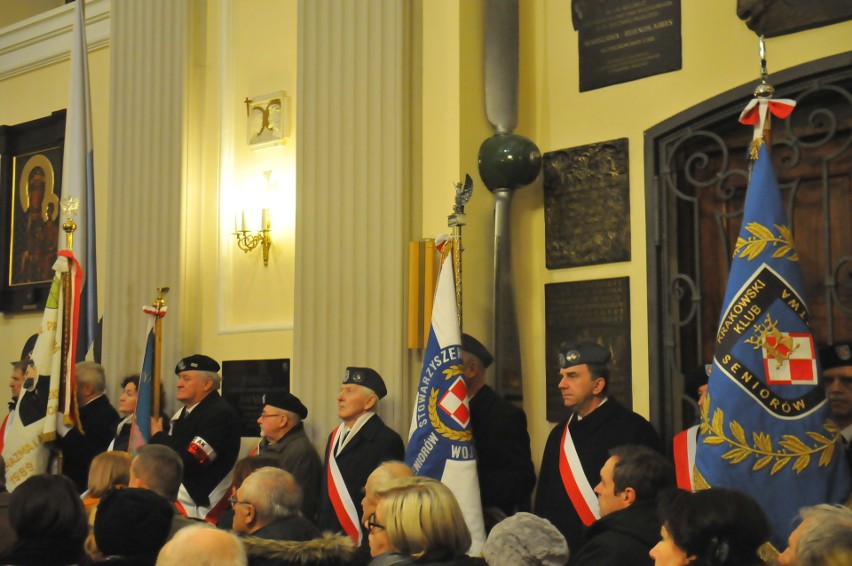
[252, 391, 322, 521]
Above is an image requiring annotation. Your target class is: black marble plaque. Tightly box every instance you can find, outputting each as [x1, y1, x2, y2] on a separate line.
[544, 277, 632, 422]
[544, 138, 630, 269]
[222, 358, 290, 437]
[574, 0, 682, 92]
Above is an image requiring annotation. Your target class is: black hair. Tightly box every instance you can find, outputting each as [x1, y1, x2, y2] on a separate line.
[609, 445, 674, 502]
[586, 362, 611, 394]
[658, 488, 770, 566]
[9, 474, 87, 541]
[121, 374, 140, 389]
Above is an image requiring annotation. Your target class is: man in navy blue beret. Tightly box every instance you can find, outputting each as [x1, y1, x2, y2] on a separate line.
[821, 342, 852, 475]
[316, 367, 404, 545]
[150, 354, 240, 523]
[252, 391, 322, 520]
[533, 341, 661, 555]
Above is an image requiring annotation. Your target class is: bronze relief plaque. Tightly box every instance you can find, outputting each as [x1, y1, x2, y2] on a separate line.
[544, 138, 630, 269]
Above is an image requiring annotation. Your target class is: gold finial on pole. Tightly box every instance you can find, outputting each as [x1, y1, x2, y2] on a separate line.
[60, 196, 80, 251]
[448, 175, 473, 329]
[152, 287, 169, 419]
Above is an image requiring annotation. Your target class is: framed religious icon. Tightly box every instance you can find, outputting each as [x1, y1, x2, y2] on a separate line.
[0, 110, 66, 312]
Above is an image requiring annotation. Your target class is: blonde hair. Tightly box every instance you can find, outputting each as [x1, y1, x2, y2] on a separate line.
[87, 451, 132, 498]
[376, 476, 470, 560]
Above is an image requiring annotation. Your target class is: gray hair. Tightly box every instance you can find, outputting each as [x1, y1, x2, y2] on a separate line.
[796, 504, 852, 566]
[240, 467, 302, 523]
[76, 361, 107, 393]
[202, 370, 222, 389]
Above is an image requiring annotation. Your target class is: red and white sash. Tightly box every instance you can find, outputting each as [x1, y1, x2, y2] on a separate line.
[326, 425, 362, 545]
[558, 419, 600, 526]
[673, 425, 698, 491]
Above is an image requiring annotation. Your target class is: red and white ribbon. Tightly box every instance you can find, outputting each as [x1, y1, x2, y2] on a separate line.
[326, 425, 362, 545]
[558, 420, 600, 526]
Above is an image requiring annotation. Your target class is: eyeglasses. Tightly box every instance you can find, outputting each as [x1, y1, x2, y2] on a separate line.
[258, 413, 283, 419]
[365, 512, 385, 532]
[228, 495, 252, 508]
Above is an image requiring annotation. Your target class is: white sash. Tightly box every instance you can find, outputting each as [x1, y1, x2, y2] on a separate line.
[327, 425, 362, 545]
[558, 419, 600, 525]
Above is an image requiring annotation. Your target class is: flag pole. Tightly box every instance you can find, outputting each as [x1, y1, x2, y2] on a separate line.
[59, 198, 81, 430]
[152, 287, 169, 418]
[448, 175, 473, 329]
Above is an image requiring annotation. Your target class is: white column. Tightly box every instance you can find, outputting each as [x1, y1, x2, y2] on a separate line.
[102, 0, 201, 410]
[295, 0, 412, 442]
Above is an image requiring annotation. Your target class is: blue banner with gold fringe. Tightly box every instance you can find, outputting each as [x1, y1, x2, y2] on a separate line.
[695, 144, 850, 548]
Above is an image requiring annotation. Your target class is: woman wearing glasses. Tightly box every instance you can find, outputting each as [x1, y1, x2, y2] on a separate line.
[366, 476, 483, 566]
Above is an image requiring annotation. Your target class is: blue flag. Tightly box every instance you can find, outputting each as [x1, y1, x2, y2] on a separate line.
[695, 144, 850, 548]
[60, 0, 99, 362]
[406, 249, 486, 553]
[129, 320, 155, 454]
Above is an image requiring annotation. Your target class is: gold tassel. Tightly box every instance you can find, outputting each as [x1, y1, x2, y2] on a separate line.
[749, 137, 763, 160]
[758, 541, 779, 563]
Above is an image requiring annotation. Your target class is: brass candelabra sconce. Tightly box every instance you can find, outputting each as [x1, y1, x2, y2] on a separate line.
[234, 208, 272, 266]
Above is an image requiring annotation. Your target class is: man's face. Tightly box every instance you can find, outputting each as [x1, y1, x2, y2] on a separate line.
[824, 366, 852, 424]
[9, 368, 24, 399]
[176, 371, 213, 406]
[231, 485, 254, 535]
[361, 471, 380, 523]
[777, 517, 811, 566]
[697, 384, 708, 410]
[337, 384, 373, 424]
[594, 456, 630, 517]
[367, 501, 392, 557]
[558, 364, 603, 415]
[257, 405, 287, 441]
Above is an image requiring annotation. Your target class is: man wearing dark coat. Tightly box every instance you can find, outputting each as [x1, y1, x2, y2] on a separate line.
[461, 334, 535, 525]
[316, 367, 405, 547]
[150, 354, 241, 523]
[534, 341, 662, 555]
[253, 391, 322, 521]
[571, 445, 674, 566]
[57, 361, 120, 492]
[820, 342, 852, 477]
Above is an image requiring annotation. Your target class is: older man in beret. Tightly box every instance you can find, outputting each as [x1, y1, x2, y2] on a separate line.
[821, 342, 852, 475]
[533, 341, 661, 555]
[150, 354, 241, 523]
[316, 367, 404, 545]
[253, 391, 322, 520]
[461, 333, 535, 526]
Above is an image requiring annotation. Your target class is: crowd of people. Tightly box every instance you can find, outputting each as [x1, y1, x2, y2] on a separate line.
[0, 337, 850, 566]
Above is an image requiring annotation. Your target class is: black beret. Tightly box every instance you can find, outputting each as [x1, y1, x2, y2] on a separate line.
[820, 342, 852, 371]
[175, 354, 220, 374]
[95, 488, 174, 557]
[684, 363, 711, 402]
[558, 341, 611, 369]
[263, 391, 308, 419]
[343, 367, 387, 399]
[462, 333, 494, 369]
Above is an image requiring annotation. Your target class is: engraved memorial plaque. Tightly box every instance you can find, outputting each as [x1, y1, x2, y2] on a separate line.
[544, 277, 632, 422]
[544, 138, 630, 269]
[222, 358, 290, 437]
[574, 0, 682, 92]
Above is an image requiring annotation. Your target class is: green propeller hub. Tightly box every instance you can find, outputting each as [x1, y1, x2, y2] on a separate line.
[478, 133, 542, 192]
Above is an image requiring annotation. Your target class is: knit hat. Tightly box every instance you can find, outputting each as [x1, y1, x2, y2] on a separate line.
[94, 488, 174, 557]
[483, 513, 569, 566]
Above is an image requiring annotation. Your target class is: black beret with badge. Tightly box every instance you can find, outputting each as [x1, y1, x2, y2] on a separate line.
[343, 366, 387, 399]
[558, 341, 612, 369]
[820, 342, 852, 370]
[263, 391, 309, 419]
[462, 333, 494, 369]
[175, 354, 221, 374]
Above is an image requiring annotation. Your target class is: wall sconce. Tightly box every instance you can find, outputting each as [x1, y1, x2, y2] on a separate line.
[234, 209, 272, 266]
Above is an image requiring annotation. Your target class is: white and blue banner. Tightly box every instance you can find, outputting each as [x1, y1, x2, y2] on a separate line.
[406, 250, 486, 554]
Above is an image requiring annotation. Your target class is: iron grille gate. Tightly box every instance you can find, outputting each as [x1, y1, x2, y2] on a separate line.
[646, 52, 852, 443]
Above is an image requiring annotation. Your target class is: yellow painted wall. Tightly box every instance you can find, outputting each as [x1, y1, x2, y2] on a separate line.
[0, 46, 110, 409]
